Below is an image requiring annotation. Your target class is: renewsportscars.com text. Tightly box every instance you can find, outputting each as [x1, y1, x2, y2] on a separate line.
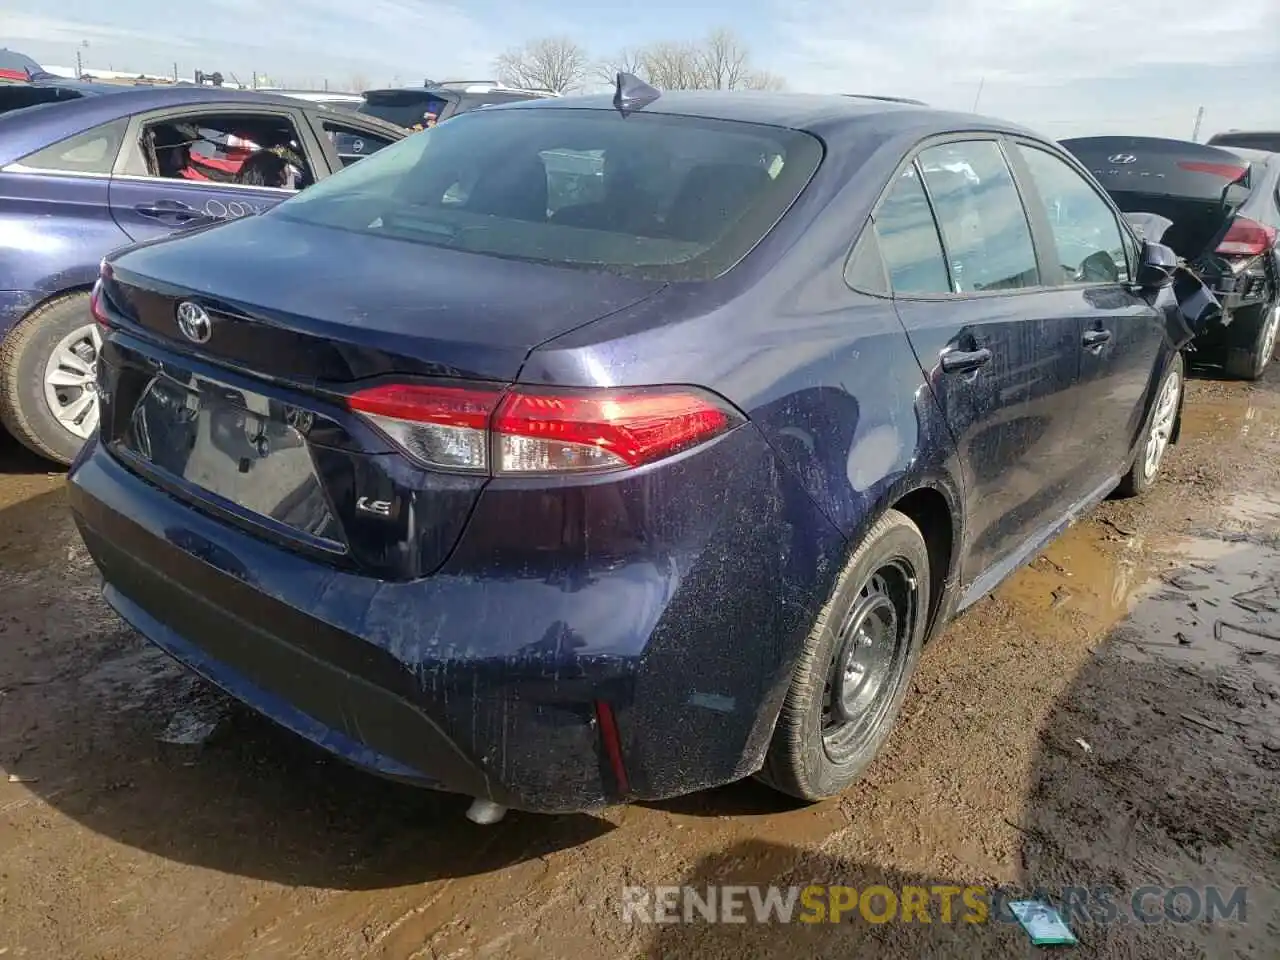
[620, 884, 1248, 926]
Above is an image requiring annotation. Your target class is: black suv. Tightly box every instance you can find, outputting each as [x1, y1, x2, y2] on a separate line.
[356, 82, 557, 129]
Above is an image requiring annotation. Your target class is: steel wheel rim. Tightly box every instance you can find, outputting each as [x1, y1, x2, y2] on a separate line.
[1143, 366, 1181, 481]
[821, 559, 917, 759]
[42, 322, 102, 440]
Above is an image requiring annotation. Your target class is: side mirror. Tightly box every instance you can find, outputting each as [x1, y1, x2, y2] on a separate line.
[1135, 240, 1178, 290]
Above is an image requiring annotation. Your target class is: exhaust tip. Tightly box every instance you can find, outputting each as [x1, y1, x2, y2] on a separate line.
[465, 798, 508, 825]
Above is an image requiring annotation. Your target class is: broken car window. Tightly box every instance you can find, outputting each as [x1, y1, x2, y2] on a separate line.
[918, 141, 1040, 293]
[874, 165, 952, 295]
[1017, 144, 1130, 285]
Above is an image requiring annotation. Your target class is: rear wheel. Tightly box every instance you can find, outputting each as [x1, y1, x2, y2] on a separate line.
[0, 292, 101, 466]
[1223, 300, 1280, 381]
[1114, 352, 1183, 499]
[757, 509, 929, 801]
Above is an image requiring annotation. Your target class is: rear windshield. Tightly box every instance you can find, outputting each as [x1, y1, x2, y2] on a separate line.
[356, 91, 450, 128]
[271, 107, 823, 281]
[0, 84, 85, 116]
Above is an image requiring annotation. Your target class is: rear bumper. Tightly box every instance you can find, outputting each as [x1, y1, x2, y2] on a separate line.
[68, 429, 847, 812]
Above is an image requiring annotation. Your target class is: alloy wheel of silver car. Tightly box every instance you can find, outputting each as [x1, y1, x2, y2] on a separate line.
[1259, 301, 1280, 371]
[1142, 364, 1182, 481]
[42, 321, 102, 440]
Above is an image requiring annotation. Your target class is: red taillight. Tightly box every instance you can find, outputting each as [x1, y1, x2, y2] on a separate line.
[90, 261, 114, 328]
[1177, 160, 1249, 181]
[1216, 217, 1278, 258]
[347, 383, 502, 472]
[89, 281, 109, 328]
[493, 389, 734, 473]
[346, 382, 739, 475]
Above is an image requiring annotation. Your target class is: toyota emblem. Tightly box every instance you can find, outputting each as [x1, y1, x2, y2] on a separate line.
[1108, 153, 1137, 164]
[176, 301, 212, 344]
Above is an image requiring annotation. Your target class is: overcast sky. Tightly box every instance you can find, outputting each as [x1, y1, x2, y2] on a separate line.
[8, 0, 1279, 139]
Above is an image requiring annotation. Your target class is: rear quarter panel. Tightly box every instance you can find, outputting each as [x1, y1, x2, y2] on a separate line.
[0, 170, 132, 335]
[521, 125, 967, 572]
[518, 132, 969, 789]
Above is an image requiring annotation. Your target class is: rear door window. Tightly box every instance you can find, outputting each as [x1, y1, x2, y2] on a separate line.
[131, 111, 316, 190]
[1015, 144, 1131, 284]
[272, 108, 822, 281]
[918, 141, 1040, 293]
[872, 165, 952, 295]
[16, 117, 128, 174]
[316, 117, 398, 167]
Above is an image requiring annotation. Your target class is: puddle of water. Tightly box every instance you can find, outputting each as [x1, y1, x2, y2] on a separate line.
[1180, 396, 1280, 446]
[1119, 539, 1280, 686]
[995, 519, 1154, 633]
[1220, 490, 1280, 527]
[991, 478, 1280, 697]
[1110, 489, 1280, 691]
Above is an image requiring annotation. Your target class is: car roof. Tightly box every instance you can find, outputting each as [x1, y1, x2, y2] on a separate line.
[0, 85, 331, 167]
[275, 90, 364, 102]
[497, 90, 1035, 140]
[365, 86, 458, 98]
[29, 77, 141, 97]
[1227, 146, 1275, 163]
[0, 48, 42, 73]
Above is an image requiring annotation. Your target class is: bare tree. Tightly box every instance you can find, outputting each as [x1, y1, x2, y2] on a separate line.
[348, 73, 369, 93]
[599, 29, 785, 91]
[594, 47, 646, 87]
[495, 36, 589, 93]
[697, 28, 751, 90]
[741, 69, 787, 91]
[639, 42, 704, 90]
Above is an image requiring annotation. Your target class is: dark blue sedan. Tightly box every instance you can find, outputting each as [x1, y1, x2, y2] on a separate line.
[0, 85, 403, 463]
[67, 86, 1213, 818]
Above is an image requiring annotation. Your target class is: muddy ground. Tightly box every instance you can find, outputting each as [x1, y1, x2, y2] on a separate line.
[3, 365, 1280, 959]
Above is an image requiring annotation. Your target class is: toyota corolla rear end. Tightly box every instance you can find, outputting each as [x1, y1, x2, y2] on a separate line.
[67, 101, 837, 813]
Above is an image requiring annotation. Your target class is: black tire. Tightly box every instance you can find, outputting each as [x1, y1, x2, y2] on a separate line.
[0, 291, 97, 466]
[757, 508, 930, 801]
[1223, 300, 1280, 381]
[1114, 352, 1183, 499]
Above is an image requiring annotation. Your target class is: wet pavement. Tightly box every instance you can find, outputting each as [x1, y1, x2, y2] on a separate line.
[2, 367, 1280, 958]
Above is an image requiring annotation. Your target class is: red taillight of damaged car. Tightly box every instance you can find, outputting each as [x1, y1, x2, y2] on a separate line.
[1177, 160, 1249, 181]
[347, 382, 742, 476]
[1216, 217, 1278, 258]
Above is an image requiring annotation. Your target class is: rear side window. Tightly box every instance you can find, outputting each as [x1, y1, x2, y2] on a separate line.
[918, 141, 1040, 293]
[273, 108, 823, 282]
[873, 165, 951, 295]
[0, 85, 83, 116]
[318, 118, 397, 167]
[17, 117, 127, 174]
[1016, 145, 1130, 284]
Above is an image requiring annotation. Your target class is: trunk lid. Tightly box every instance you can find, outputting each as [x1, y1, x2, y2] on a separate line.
[105, 212, 666, 383]
[1061, 136, 1253, 259]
